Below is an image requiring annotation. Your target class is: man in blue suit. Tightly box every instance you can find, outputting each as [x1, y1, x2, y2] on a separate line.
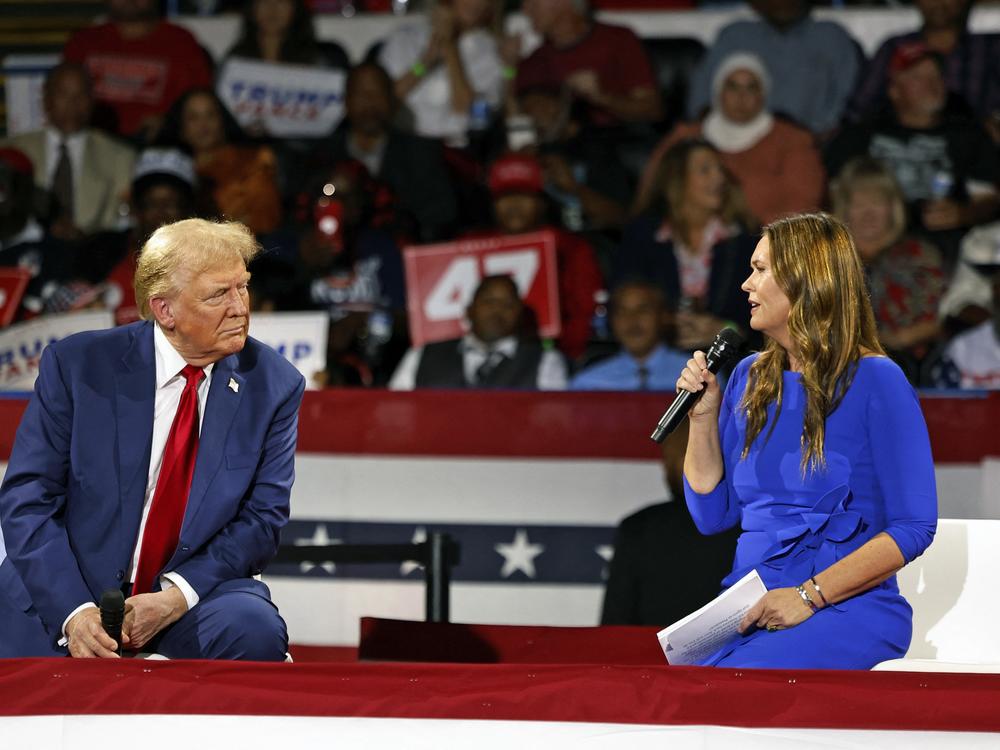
[0, 218, 306, 659]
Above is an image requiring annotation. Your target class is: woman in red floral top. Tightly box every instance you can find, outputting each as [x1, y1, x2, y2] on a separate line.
[832, 156, 946, 379]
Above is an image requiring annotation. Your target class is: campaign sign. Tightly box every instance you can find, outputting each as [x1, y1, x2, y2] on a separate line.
[87, 54, 169, 106]
[217, 57, 346, 138]
[0, 310, 113, 391]
[403, 231, 561, 348]
[249, 311, 329, 390]
[2, 53, 58, 135]
[0, 268, 30, 328]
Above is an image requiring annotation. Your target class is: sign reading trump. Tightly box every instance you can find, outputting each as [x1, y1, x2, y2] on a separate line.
[217, 57, 346, 138]
[403, 231, 561, 348]
[0, 311, 113, 391]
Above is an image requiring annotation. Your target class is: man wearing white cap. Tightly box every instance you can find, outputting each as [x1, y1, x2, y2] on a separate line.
[935, 253, 1000, 389]
[81, 148, 199, 325]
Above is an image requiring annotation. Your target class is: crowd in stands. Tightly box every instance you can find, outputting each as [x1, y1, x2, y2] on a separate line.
[3, 0, 1000, 391]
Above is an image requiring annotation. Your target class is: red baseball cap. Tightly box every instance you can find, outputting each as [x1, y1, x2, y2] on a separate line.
[0, 147, 34, 178]
[488, 153, 544, 197]
[889, 41, 940, 77]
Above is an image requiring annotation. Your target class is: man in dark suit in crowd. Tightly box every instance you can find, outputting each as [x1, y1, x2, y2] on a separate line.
[0, 218, 305, 659]
[601, 419, 739, 626]
[3, 62, 135, 241]
[390, 274, 567, 390]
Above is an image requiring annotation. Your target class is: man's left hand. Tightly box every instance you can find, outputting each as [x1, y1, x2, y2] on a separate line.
[123, 588, 189, 651]
[738, 588, 814, 634]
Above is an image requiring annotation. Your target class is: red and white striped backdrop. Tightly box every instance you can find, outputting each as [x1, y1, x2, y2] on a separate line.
[2, 390, 998, 646]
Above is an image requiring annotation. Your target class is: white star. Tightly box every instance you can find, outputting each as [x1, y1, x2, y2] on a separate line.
[595, 544, 615, 581]
[294, 523, 341, 574]
[495, 529, 545, 579]
[401, 527, 427, 576]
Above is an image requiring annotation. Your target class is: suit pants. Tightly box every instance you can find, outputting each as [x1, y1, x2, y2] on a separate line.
[0, 578, 287, 661]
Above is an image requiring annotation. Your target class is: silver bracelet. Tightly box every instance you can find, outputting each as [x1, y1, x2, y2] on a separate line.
[796, 584, 818, 613]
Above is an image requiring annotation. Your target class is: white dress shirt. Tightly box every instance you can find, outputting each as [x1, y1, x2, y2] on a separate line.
[60, 324, 212, 642]
[389, 333, 568, 390]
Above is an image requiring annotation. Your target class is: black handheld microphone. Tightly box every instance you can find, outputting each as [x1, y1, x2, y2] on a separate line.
[100, 589, 125, 656]
[650, 328, 744, 443]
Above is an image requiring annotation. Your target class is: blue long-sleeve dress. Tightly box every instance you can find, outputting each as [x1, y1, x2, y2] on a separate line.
[684, 354, 938, 669]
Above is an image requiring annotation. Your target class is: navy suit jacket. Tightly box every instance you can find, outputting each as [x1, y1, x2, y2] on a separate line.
[0, 321, 305, 654]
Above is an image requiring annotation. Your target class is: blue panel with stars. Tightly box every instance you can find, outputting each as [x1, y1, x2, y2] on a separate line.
[268, 519, 616, 584]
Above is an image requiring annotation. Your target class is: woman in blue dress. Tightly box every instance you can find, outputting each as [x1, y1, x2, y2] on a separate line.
[677, 212, 937, 669]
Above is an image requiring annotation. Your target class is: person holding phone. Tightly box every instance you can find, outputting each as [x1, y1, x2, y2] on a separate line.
[291, 160, 406, 386]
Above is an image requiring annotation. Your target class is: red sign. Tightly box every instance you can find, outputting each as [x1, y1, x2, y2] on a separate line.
[403, 231, 561, 348]
[86, 55, 168, 105]
[0, 268, 30, 328]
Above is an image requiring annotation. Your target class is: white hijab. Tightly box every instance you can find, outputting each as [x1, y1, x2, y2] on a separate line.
[702, 52, 775, 154]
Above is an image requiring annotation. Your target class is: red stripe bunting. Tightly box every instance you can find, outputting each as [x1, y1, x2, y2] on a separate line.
[2, 389, 998, 462]
[1, 657, 998, 731]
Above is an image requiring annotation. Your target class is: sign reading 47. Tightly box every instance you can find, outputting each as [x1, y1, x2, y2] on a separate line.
[403, 231, 561, 348]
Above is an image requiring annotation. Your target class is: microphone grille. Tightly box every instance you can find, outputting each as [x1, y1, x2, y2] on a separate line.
[100, 589, 125, 624]
[713, 326, 744, 352]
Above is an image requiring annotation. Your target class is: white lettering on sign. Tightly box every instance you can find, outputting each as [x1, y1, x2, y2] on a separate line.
[423, 250, 541, 322]
[423, 257, 479, 322]
[483, 250, 540, 296]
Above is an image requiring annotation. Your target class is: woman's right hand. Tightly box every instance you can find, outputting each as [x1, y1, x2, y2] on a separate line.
[676, 350, 722, 422]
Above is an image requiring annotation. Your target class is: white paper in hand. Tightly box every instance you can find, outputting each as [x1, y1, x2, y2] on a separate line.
[657, 568, 767, 666]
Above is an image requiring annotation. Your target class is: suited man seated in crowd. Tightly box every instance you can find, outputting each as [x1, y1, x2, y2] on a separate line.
[0, 147, 82, 320]
[2, 62, 135, 241]
[0, 218, 305, 659]
[570, 279, 689, 391]
[601, 419, 739, 626]
[389, 274, 567, 390]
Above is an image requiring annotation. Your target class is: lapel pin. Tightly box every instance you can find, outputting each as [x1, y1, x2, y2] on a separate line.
[228, 377, 239, 393]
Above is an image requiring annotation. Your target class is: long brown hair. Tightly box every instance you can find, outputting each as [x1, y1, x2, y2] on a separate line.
[641, 138, 752, 240]
[740, 213, 885, 474]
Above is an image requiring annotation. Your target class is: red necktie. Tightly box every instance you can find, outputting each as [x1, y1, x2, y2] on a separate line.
[132, 364, 205, 596]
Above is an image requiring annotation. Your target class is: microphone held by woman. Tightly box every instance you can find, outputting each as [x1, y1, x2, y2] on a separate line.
[651, 327, 743, 443]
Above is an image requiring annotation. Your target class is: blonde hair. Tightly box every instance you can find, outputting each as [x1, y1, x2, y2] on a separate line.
[740, 213, 884, 474]
[830, 156, 908, 246]
[134, 219, 260, 320]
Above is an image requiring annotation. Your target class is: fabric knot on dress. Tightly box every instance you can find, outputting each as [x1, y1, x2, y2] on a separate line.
[759, 484, 865, 583]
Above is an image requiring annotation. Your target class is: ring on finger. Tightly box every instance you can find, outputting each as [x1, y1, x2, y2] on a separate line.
[766, 624, 780, 632]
